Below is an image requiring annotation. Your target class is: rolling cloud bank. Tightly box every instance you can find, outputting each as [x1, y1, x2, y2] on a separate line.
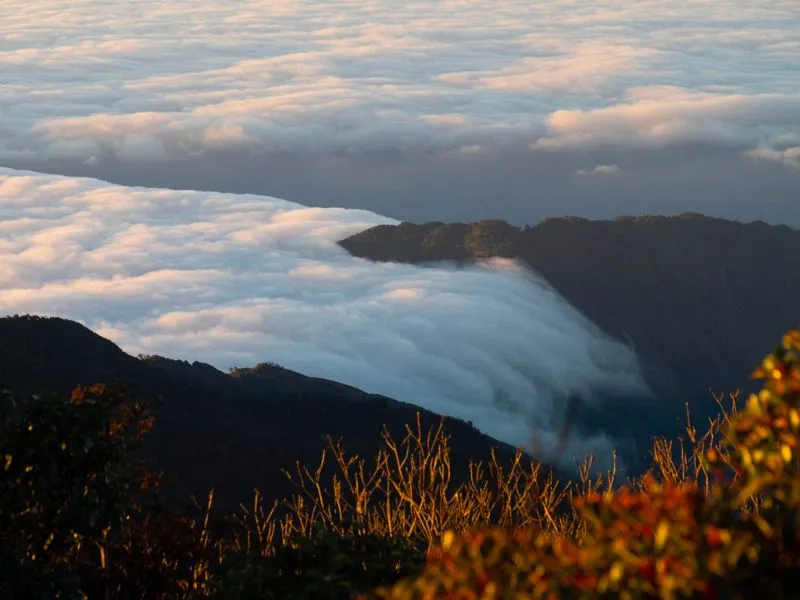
[2, 0, 798, 165]
[1, 0, 798, 224]
[0, 167, 649, 466]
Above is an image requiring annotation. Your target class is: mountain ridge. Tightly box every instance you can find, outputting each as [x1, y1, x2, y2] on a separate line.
[339, 212, 800, 437]
[0, 315, 534, 513]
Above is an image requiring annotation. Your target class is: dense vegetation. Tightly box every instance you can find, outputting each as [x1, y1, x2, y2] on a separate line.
[2, 325, 799, 597]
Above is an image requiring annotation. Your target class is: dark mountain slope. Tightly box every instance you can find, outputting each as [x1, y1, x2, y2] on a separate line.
[340, 213, 800, 431]
[0, 315, 528, 513]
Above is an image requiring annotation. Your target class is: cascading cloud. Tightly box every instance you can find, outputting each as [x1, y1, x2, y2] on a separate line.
[0, 167, 649, 466]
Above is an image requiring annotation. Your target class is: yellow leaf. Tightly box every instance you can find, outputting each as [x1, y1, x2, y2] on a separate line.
[655, 522, 670, 551]
[609, 561, 624, 582]
[782, 445, 792, 462]
[441, 530, 455, 551]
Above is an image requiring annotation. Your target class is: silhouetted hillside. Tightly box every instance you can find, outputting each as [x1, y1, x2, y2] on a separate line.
[0, 315, 530, 513]
[340, 213, 800, 431]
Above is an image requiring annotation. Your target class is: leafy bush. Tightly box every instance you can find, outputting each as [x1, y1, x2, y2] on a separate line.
[211, 526, 424, 600]
[0, 384, 150, 598]
[0, 383, 216, 600]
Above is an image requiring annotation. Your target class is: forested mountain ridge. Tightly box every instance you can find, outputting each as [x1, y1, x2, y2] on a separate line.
[340, 213, 800, 430]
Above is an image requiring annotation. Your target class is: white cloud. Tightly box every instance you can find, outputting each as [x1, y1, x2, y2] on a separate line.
[576, 164, 620, 176]
[438, 43, 663, 95]
[746, 146, 800, 170]
[533, 90, 800, 151]
[0, 0, 798, 166]
[0, 167, 649, 466]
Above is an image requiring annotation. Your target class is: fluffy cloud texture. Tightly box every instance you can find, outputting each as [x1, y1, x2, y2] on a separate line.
[0, 0, 798, 166]
[747, 146, 800, 171]
[0, 167, 649, 465]
[576, 164, 620, 176]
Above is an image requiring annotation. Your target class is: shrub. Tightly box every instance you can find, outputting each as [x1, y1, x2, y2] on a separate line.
[0, 383, 216, 600]
[0, 384, 152, 598]
[211, 526, 424, 600]
[363, 330, 800, 599]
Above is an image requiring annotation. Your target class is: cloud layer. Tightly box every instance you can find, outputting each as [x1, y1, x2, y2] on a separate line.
[2, 1, 795, 467]
[0, 167, 649, 465]
[1, 0, 798, 167]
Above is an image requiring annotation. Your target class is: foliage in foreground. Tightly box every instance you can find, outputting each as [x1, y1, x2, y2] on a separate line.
[1, 330, 799, 598]
[0, 383, 219, 599]
[364, 330, 800, 599]
[212, 527, 423, 600]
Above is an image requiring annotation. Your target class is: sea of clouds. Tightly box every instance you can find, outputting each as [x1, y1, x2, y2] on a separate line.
[0, 167, 650, 465]
[0, 0, 798, 169]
